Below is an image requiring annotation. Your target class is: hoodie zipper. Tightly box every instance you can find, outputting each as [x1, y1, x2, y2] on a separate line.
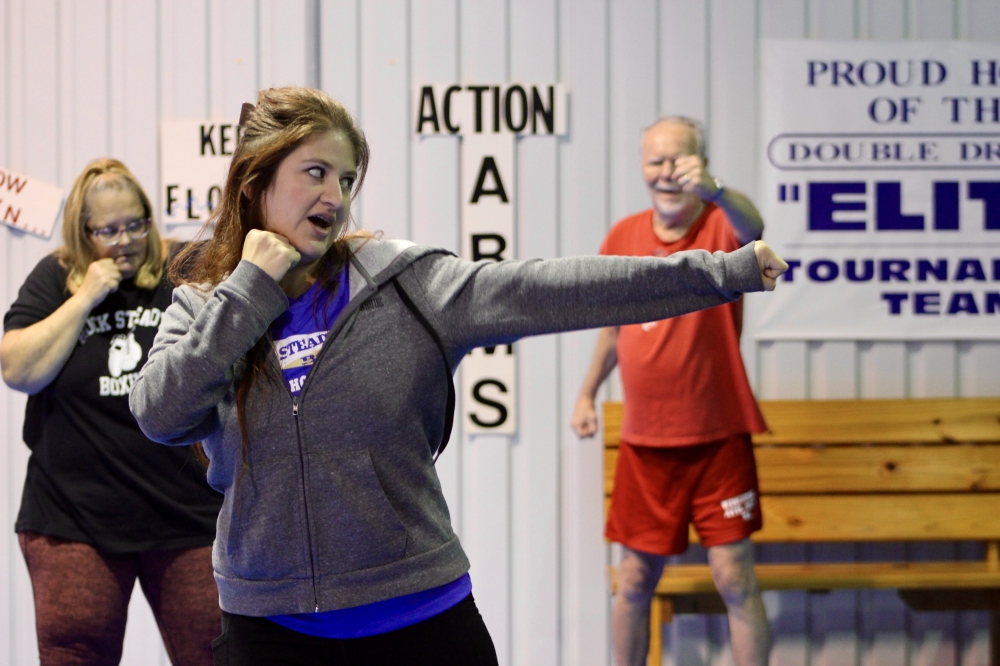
[283, 268, 378, 615]
[290, 394, 320, 612]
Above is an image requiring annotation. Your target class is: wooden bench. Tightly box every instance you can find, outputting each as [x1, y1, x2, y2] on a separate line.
[603, 398, 1000, 666]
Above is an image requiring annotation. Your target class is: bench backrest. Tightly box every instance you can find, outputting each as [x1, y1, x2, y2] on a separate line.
[603, 398, 1000, 543]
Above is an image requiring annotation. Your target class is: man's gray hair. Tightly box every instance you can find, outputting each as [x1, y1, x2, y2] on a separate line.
[642, 116, 706, 159]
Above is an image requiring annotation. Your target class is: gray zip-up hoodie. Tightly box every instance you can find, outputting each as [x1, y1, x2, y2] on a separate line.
[130, 238, 765, 617]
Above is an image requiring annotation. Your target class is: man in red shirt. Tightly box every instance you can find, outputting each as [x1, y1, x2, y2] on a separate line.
[572, 117, 771, 666]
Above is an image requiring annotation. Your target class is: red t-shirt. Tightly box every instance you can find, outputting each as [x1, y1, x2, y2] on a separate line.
[600, 206, 767, 447]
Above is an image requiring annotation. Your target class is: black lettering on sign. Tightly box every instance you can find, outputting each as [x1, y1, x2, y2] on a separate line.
[472, 234, 507, 262]
[505, 85, 528, 132]
[201, 124, 239, 155]
[492, 86, 502, 133]
[532, 86, 555, 134]
[482, 344, 514, 354]
[220, 124, 234, 155]
[416, 86, 440, 133]
[201, 125, 216, 155]
[443, 85, 462, 133]
[467, 85, 489, 133]
[166, 185, 179, 216]
[470, 379, 508, 428]
[187, 189, 200, 220]
[470, 157, 509, 203]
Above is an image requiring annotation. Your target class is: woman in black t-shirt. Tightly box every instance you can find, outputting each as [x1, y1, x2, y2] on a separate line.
[0, 159, 222, 665]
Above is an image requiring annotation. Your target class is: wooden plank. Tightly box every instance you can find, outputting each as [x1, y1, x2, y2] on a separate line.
[605, 445, 1000, 495]
[756, 398, 1000, 445]
[608, 561, 1000, 595]
[604, 399, 1000, 446]
[755, 445, 1000, 494]
[758, 495, 1000, 542]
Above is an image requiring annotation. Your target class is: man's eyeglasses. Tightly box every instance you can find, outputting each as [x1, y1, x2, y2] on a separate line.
[88, 218, 151, 246]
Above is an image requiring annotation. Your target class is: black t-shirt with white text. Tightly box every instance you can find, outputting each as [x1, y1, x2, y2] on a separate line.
[4, 254, 222, 554]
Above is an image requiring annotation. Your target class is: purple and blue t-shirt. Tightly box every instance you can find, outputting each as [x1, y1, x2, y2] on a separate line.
[266, 268, 471, 638]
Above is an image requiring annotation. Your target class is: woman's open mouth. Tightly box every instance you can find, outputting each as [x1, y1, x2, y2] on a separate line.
[308, 213, 336, 231]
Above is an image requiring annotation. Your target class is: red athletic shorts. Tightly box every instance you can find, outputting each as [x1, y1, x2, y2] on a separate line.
[605, 433, 763, 556]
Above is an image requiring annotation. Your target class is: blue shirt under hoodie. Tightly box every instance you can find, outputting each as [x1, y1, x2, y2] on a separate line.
[265, 267, 471, 638]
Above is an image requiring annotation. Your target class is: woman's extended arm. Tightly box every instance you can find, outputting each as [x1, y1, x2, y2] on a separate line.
[1, 259, 121, 394]
[407, 241, 786, 355]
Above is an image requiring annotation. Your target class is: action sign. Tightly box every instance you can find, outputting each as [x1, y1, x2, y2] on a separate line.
[0, 168, 64, 238]
[755, 41, 1000, 340]
[415, 83, 569, 435]
[160, 120, 238, 226]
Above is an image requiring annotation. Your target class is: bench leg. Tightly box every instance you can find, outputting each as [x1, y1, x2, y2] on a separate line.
[647, 597, 673, 666]
[992, 609, 998, 666]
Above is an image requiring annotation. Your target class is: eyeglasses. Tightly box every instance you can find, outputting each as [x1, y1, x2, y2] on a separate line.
[88, 218, 152, 246]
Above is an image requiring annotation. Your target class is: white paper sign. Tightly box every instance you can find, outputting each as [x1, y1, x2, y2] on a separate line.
[755, 41, 1000, 340]
[461, 133, 517, 435]
[414, 83, 569, 137]
[0, 168, 64, 238]
[159, 120, 238, 226]
[414, 82, 570, 436]
[463, 344, 517, 435]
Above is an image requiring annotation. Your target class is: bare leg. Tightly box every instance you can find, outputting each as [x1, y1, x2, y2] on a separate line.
[707, 539, 771, 666]
[612, 546, 667, 666]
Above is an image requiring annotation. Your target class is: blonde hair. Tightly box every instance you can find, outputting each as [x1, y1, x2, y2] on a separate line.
[57, 158, 162, 291]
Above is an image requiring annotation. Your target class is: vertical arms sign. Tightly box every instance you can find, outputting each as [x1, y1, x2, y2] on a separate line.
[415, 83, 569, 435]
[756, 41, 1000, 339]
[160, 121, 238, 226]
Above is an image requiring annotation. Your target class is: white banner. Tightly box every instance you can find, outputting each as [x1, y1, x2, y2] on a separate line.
[755, 41, 1000, 340]
[0, 168, 63, 238]
[159, 120, 236, 226]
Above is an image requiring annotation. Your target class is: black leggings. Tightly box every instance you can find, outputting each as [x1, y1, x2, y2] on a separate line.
[212, 593, 499, 666]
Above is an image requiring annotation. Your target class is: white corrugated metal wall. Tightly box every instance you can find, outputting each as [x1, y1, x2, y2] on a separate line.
[1, 1, 998, 665]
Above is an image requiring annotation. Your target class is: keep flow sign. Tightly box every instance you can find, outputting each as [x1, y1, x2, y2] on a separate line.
[0, 168, 64, 239]
[159, 120, 238, 226]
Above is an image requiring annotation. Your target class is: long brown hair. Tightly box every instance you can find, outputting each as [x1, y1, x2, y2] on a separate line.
[172, 87, 371, 464]
[57, 159, 163, 291]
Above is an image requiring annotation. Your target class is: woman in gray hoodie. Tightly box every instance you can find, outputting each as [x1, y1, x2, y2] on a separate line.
[130, 86, 786, 666]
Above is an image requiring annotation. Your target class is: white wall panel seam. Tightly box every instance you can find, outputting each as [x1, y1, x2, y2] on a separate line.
[356, 0, 362, 121]
[554, 3, 563, 660]
[454, 0, 463, 538]
[204, 0, 210, 115]
[405, 0, 411, 240]
[705, 0, 712, 153]
[253, 0, 260, 91]
[307, 0, 319, 88]
[653, 0, 660, 118]
[105, 0, 112, 158]
[154, 0, 162, 219]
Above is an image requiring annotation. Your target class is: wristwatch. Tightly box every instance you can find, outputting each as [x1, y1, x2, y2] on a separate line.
[708, 177, 725, 202]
